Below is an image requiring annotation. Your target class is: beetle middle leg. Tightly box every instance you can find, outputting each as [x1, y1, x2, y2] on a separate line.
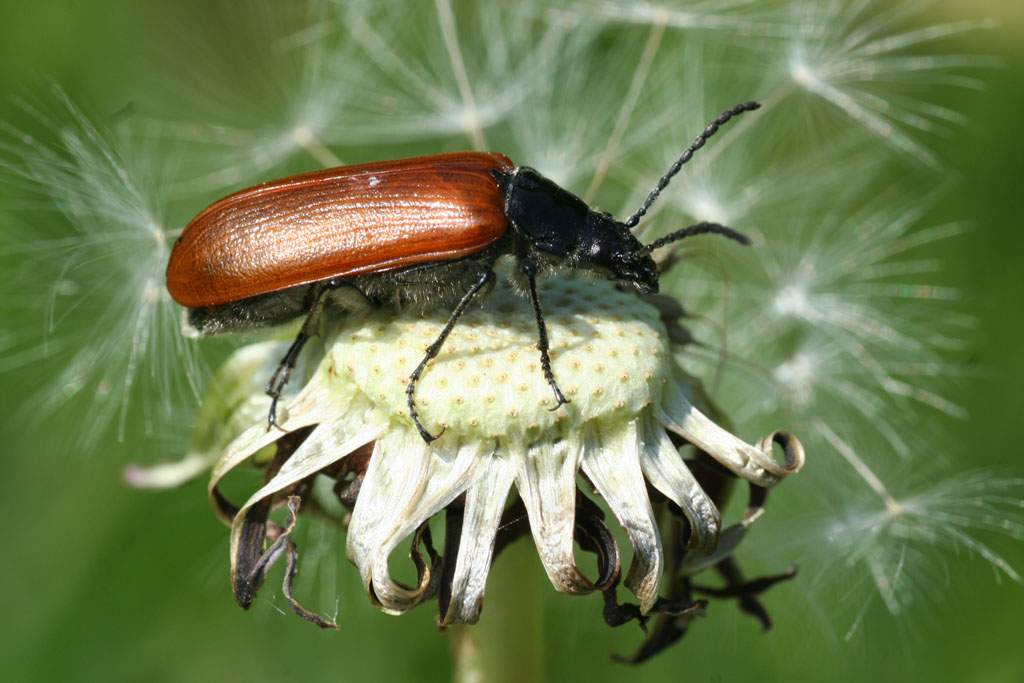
[407, 270, 495, 443]
[522, 260, 569, 410]
[265, 279, 367, 430]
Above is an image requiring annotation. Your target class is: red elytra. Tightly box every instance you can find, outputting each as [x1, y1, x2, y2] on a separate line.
[166, 151, 515, 309]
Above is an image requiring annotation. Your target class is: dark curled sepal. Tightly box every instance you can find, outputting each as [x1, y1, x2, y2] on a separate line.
[233, 496, 338, 629]
[601, 587, 645, 629]
[574, 490, 620, 591]
[576, 487, 708, 643]
[413, 519, 443, 603]
[607, 589, 708, 664]
[602, 586, 708, 630]
[608, 469, 795, 663]
[231, 489, 276, 611]
[692, 558, 798, 631]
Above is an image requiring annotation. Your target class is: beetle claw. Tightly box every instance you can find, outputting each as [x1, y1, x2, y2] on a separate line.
[265, 395, 290, 433]
[547, 385, 570, 411]
[409, 403, 442, 443]
[407, 379, 442, 444]
[421, 425, 444, 444]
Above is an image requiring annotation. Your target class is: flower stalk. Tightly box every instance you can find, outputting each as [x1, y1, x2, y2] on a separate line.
[450, 541, 545, 683]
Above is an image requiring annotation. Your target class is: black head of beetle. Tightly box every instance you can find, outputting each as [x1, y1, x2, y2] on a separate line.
[497, 167, 660, 294]
[488, 102, 762, 309]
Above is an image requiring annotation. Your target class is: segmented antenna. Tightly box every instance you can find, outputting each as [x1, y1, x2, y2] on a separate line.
[623, 101, 761, 230]
[629, 221, 751, 260]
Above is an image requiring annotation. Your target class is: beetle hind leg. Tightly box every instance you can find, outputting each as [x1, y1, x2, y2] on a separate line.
[523, 261, 569, 410]
[265, 332, 309, 430]
[265, 279, 363, 430]
[407, 270, 495, 443]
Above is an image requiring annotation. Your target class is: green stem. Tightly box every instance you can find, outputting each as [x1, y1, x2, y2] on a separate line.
[451, 541, 546, 683]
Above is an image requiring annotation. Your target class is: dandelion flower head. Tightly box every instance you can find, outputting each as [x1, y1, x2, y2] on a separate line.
[171, 269, 804, 656]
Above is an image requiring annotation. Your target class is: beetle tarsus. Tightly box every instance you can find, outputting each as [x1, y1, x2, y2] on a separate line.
[265, 360, 296, 432]
[523, 261, 570, 412]
[266, 394, 285, 432]
[547, 383, 569, 411]
[263, 281, 347, 431]
[264, 327, 314, 430]
[406, 378, 442, 443]
[406, 270, 495, 443]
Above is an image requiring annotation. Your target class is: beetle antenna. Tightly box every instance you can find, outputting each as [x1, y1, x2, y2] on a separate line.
[630, 221, 751, 260]
[623, 101, 760, 230]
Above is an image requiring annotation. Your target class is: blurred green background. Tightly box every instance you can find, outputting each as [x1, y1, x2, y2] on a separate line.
[1, 1, 1023, 681]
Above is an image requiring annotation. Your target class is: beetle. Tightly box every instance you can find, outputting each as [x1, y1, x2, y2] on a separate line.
[167, 102, 759, 443]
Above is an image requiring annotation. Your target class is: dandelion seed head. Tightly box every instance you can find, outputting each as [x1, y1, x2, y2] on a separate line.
[319, 0, 571, 148]
[772, 282, 813, 319]
[685, 193, 732, 227]
[789, 59, 820, 90]
[685, 181, 974, 453]
[5, 0, 1016, 665]
[798, 469, 1024, 628]
[780, 0, 995, 167]
[0, 87, 202, 451]
[499, 26, 617, 191]
[338, 276, 667, 439]
[773, 349, 821, 408]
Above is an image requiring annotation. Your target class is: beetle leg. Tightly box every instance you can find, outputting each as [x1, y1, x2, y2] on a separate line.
[265, 333, 310, 431]
[522, 261, 569, 410]
[407, 270, 495, 443]
[265, 279, 361, 430]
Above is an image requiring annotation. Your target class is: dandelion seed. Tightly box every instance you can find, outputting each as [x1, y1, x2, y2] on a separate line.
[588, 0, 798, 38]
[148, 0, 354, 195]
[781, 0, 997, 167]
[325, 0, 579, 147]
[798, 427, 1024, 629]
[0, 87, 201, 451]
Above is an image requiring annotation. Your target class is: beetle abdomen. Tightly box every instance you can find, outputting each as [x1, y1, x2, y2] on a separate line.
[166, 152, 514, 308]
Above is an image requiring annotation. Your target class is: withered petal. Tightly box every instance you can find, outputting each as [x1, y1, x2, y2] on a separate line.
[581, 424, 662, 613]
[512, 438, 594, 595]
[348, 431, 483, 613]
[280, 497, 339, 629]
[233, 496, 338, 629]
[638, 415, 721, 555]
[228, 415, 383, 586]
[655, 363, 804, 488]
[440, 454, 515, 625]
[209, 370, 369, 524]
[231, 428, 312, 609]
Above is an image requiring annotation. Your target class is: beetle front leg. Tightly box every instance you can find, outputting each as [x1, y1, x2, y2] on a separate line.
[522, 261, 569, 410]
[407, 270, 495, 443]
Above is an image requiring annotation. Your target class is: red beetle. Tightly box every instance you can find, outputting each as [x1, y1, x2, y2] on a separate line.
[167, 102, 759, 442]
